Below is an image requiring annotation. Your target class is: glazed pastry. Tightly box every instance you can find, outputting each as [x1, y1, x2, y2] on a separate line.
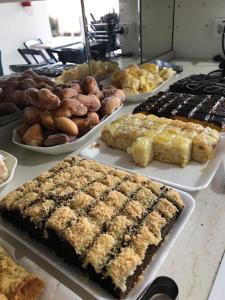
[24, 107, 41, 125]
[53, 98, 87, 118]
[102, 88, 126, 102]
[54, 117, 79, 136]
[0, 155, 184, 299]
[43, 133, 70, 147]
[22, 124, 44, 147]
[71, 112, 99, 135]
[37, 89, 61, 110]
[99, 96, 121, 116]
[0, 245, 44, 300]
[53, 87, 78, 100]
[40, 111, 55, 129]
[76, 94, 101, 112]
[16, 121, 31, 137]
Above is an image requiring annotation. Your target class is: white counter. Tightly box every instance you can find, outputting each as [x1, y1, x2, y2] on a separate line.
[0, 59, 224, 300]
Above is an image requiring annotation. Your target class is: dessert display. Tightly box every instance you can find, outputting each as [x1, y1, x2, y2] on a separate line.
[55, 60, 119, 84]
[133, 91, 225, 131]
[15, 76, 124, 147]
[0, 245, 44, 300]
[0, 155, 8, 185]
[0, 156, 184, 299]
[169, 74, 225, 96]
[111, 63, 175, 95]
[101, 114, 220, 167]
[0, 70, 56, 117]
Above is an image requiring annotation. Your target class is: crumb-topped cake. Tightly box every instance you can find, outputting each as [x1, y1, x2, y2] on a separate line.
[0, 246, 44, 300]
[101, 114, 220, 168]
[133, 91, 225, 131]
[0, 156, 184, 299]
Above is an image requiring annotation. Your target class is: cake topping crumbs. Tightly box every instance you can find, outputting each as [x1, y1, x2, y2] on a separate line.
[68, 176, 89, 189]
[106, 247, 142, 292]
[131, 225, 162, 259]
[85, 182, 109, 198]
[70, 192, 95, 211]
[46, 206, 77, 232]
[12, 192, 39, 211]
[100, 175, 121, 188]
[108, 216, 132, 238]
[23, 200, 55, 224]
[155, 198, 178, 220]
[117, 181, 138, 196]
[123, 200, 143, 220]
[104, 191, 127, 209]
[0, 191, 23, 209]
[64, 217, 100, 254]
[89, 201, 115, 224]
[84, 234, 116, 272]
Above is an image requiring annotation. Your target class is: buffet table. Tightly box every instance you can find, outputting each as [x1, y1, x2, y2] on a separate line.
[0, 59, 224, 300]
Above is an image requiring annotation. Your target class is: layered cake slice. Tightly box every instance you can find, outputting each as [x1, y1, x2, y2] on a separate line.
[133, 91, 225, 131]
[0, 156, 184, 299]
[101, 114, 220, 167]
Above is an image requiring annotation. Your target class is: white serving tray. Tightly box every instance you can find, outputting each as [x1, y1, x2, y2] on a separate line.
[80, 138, 225, 192]
[101, 74, 177, 103]
[0, 189, 195, 300]
[0, 150, 17, 191]
[0, 236, 81, 300]
[12, 105, 122, 155]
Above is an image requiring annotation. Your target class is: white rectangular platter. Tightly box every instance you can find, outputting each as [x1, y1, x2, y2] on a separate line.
[12, 105, 123, 155]
[0, 189, 195, 300]
[0, 236, 81, 300]
[80, 138, 225, 192]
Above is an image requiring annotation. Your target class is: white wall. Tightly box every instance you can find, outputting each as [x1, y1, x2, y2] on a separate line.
[174, 0, 225, 59]
[119, 0, 140, 57]
[141, 0, 174, 61]
[0, 1, 52, 74]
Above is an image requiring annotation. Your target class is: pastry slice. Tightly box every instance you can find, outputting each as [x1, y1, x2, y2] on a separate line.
[127, 136, 154, 167]
[0, 246, 44, 300]
[153, 132, 192, 167]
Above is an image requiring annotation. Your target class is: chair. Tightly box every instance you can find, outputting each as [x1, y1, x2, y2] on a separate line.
[23, 39, 43, 49]
[47, 48, 86, 64]
[18, 48, 50, 65]
[45, 48, 60, 63]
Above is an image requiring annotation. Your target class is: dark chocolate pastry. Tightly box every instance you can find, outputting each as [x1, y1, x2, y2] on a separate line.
[169, 74, 225, 96]
[133, 91, 225, 131]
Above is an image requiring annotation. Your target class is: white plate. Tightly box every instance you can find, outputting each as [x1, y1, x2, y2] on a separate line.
[0, 150, 17, 190]
[0, 236, 81, 300]
[12, 105, 122, 155]
[101, 74, 177, 103]
[80, 138, 225, 192]
[0, 189, 195, 300]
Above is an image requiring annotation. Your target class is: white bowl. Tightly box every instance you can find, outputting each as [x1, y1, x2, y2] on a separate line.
[0, 150, 17, 190]
[12, 105, 123, 155]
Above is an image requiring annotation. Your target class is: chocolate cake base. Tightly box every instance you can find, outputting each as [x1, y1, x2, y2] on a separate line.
[0, 209, 182, 299]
